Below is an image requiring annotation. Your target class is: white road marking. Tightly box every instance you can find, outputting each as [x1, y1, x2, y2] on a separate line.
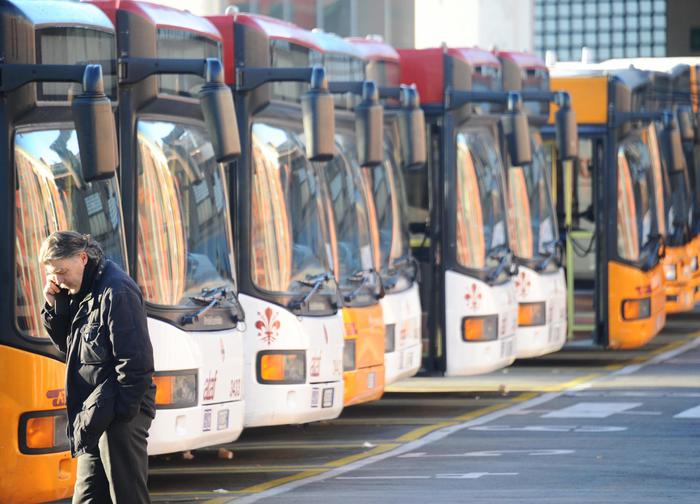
[336, 476, 431, 480]
[618, 410, 662, 416]
[435, 473, 519, 479]
[228, 336, 700, 504]
[566, 391, 700, 398]
[399, 449, 574, 458]
[674, 405, 700, 418]
[542, 402, 642, 418]
[469, 425, 627, 432]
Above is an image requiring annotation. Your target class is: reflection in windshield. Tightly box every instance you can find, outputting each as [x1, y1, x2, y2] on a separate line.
[509, 133, 558, 260]
[250, 122, 333, 294]
[617, 136, 659, 263]
[137, 121, 235, 306]
[368, 133, 411, 275]
[645, 125, 667, 236]
[14, 129, 126, 338]
[455, 129, 509, 270]
[319, 132, 375, 289]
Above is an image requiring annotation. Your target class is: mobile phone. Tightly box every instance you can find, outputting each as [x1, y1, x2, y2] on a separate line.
[54, 287, 70, 316]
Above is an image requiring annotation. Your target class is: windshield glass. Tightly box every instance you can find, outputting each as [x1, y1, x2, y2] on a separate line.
[509, 132, 559, 260]
[319, 131, 376, 290]
[455, 129, 509, 270]
[136, 120, 235, 306]
[15, 128, 126, 339]
[250, 121, 334, 294]
[368, 132, 411, 274]
[617, 136, 659, 263]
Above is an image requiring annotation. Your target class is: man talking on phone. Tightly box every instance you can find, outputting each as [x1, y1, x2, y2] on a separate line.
[40, 230, 155, 503]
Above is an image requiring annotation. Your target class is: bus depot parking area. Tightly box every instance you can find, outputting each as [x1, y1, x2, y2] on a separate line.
[126, 313, 700, 504]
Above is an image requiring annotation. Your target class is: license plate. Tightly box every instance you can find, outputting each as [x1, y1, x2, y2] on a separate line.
[322, 387, 334, 408]
[402, 350, 412, 370]
[500, 338, 514, 358]
[217, 409, 229, 431]
[203, 409, 212, 432]
[367, 372, 376, 389]
[310, 387, 320, 408]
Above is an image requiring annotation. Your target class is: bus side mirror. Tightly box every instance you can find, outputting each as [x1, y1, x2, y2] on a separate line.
[71, 65, 118, 182]
[354, 81, 384, 167]
[200, 59, 241, 164]
[502, 92, 531, 166]
[664, 113, 686, 173]
[302, 67, 335, 162]
[677, 107, 695, 143]
[398, 86, 427, 169]
[554, 92, 578, 160]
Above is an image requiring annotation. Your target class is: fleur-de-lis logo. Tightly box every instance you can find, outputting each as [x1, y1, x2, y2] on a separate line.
[514, 270, 531, 297]
[465, 283, 483, 310]
[255, 307, 281, 345]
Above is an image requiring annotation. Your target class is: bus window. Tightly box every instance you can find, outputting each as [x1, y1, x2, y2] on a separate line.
[645, 124, 667, 236]
[455, 130, 509, 271]
[14, 128, 125, 338]
[136, 121, 235, 306]
[617, 149, 640, 261]
[250, 122, 332, 294]
[508, 167, 533, 259]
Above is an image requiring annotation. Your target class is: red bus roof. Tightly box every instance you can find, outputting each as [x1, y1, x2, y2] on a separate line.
[497, 50, 547, 70]
[232, 12, 323, 51]
[346, 36, 399, 63]
[89, 1, 221, 41]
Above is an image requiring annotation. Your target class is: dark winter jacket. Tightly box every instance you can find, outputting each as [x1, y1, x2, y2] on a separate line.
[42, 258, 156, 457]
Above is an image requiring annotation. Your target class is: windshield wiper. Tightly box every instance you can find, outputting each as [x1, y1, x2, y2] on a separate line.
[535, 240, 563, 272]
[288, 272, 334, 311]
[487, 247, 517, 282]
[343, 269, 384, 302]
[487, 243, 510, 260]
[181, 285, 245, 326]
[641, 234, 665, 270]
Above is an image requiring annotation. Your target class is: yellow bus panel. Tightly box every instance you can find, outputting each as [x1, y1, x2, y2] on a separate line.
[343, 304, 385, 406]
[549, 76, 609, 125]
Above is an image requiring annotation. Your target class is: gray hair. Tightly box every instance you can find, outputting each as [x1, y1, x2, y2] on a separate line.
[39, 231, 104, 264]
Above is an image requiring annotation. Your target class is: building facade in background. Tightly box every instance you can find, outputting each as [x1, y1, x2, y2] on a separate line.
[150, 0, 700, 59]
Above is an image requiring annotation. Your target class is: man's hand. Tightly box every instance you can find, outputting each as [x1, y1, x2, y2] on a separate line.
[43, 279, 61, 307]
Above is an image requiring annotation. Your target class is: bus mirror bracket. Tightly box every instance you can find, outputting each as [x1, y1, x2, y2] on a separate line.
[502, 92, 532, 166]
[397, 85, 427, 169]
[554, 92, 578, 160]
[237, 66, 335, 162]
[119, 57, 240, 163]
[663, 112, 687, 173]
[676, 106, 696, 143]
[329, 80, 384, 167]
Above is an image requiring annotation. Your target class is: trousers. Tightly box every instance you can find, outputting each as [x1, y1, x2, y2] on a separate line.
[72, 410, 152, 504]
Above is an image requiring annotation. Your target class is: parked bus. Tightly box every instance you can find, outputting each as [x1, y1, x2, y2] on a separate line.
[497, 51, 568, 358]
[397, 47, 521, 375]
[602, 58, 700, 305]
[302, 29, 386, 406]
[92, 0, 245, 454]
[547, 65, 666, 348]
[208, 12, 345, 426]
[348, 36, 424, 384]
[0, 1, 121, 501]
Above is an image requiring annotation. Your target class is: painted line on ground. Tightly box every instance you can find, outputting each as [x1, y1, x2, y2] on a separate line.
[223, 334, 700, 504]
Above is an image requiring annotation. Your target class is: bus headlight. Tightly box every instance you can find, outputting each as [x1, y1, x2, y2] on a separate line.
[384, 324, 396, 353]
[665, 264, 678, 280]
[257, 351, 306, 384]
[622, 298, 652, 320]
[18, 411, 70, 454]
[153, 372, 197, 408]
[461, 315, 499, 342]
[518, 302, 546, 327]
[343, 340, 356, 371]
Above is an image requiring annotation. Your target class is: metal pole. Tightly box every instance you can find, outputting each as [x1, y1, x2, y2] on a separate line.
[316, 0, 324, 29]
[350, 0, 358, 36]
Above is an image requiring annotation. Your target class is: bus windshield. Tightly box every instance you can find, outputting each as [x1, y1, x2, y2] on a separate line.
[249, 121, 334, 295]
[617, 136, 660, 264]
[136, 120, 235, 307]
[371, 132, 412, 274]
[509, 131, 559, 262]
[319, 131, 376, 293]
[455, 128, 510, 270]
[14, 128, 126, 339]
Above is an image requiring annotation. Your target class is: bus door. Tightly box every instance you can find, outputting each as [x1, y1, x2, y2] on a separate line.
[0, 1, 122, 501]
[93, 0, 245, 454]
[209, 13, 345, 427]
